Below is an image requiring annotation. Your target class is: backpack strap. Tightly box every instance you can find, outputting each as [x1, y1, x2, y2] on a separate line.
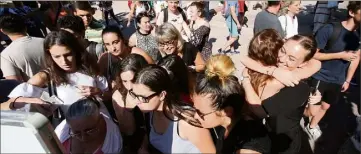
[177, 7, 187, 22]
[88, 41, 98, 59]
[162, 8, 168, 23]
[163, 7, 187, 23]
[325, 22, 342, 50]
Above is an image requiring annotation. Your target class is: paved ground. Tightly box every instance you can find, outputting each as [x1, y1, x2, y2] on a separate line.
[94, 1, 359, 154]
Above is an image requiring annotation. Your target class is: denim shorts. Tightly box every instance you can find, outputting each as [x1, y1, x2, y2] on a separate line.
[226, 16, 239, 37]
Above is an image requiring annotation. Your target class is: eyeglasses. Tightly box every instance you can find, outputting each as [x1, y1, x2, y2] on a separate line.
[158, 40, 176, 48]
[68, 118, 100, 139]
[128, 89, 160, 103]
[195, 109, 216, 120]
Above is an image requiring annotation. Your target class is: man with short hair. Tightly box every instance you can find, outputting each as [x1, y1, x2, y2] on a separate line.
[0, 14, 44, 82]
[73, 1, 104, 43]
[254, 1, 285, 38]
[156, 1, 187, 36]
[57, 15, 104, 61]
[306, 1, 361, 142]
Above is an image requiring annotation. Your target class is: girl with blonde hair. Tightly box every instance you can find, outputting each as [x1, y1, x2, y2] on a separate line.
[192, 54, 271, 154]
[155, 23, 205, 72]
[278, 0, 301, 39]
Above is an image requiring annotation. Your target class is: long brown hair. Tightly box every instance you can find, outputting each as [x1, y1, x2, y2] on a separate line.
[248, 29, 284, 94]
[43, 30, 99, 85]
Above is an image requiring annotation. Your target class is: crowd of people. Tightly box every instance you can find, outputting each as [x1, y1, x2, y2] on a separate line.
[0, 1, 360, 154]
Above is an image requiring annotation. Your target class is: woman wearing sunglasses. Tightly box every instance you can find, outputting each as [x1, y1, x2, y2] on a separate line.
[192, 55, 271, 154]
[55, 98, 122, 154]
[129, 65, 215, 153]
[111, 54, 149, 153]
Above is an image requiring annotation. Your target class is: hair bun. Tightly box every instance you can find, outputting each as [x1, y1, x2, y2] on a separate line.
[205, 55, 235, 80]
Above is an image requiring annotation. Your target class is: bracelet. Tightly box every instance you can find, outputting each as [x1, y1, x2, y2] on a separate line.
[345, 81, 350, 84]
[10, 96, 21, 110]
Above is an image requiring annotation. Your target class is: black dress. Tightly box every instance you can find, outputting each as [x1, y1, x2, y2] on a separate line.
[211, 119, 271, 154]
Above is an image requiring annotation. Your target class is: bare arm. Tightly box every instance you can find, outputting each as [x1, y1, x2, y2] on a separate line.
[345, 50, 360, 83]
[230, 6, 240, 26]
[313, 48, 343, 61]
[131, 47, 155, 64]
[180, 120, 216, 153]
[128, 33, 137, 47]
[240, 55, 321, 87]
[241, 71, 268, 118]
[194, 52, 205, 72]
[292, 58, 321, 79]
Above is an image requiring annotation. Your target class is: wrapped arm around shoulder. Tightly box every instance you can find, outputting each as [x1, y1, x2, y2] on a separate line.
[241, 69, 268, 118]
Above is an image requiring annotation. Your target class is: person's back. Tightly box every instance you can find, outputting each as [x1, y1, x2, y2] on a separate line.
[0, 14, 44, 82]
[254, 1, 284, 37]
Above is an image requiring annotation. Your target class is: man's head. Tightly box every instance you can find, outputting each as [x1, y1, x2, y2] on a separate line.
[73, 2, 94, 28]
[57, 15, 86, 39]
[267, 1, 282, 13]
[167, 1, 180, 13]
[347, 1, 361, 23]
[278, 35, 317, 70]
[0, 14, 27, 36]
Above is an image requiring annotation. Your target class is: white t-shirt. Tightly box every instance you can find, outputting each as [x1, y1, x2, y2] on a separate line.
[278, 15, 298, 39]
[0, 36, 44, 81]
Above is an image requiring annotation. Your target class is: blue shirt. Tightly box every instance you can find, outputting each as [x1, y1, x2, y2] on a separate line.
[313, 23, 360, 85]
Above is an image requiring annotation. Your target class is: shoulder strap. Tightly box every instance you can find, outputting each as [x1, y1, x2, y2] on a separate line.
[89, 41, 98, 59]
[325, 22, 342, 50]
[41, 69, 57, 96]
[163, 8, 168, 23]
[177, 7, 187, 22]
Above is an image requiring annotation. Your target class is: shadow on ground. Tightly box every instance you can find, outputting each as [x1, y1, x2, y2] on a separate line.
[98, 12, 136, 39]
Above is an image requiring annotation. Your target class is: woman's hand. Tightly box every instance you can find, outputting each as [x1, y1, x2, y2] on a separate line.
[77, 85, 102, 97]
[272, 68, 300, 87]
[308, 90, 322, 105]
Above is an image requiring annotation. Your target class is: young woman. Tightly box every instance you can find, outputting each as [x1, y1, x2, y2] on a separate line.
[98, 25, 154, 85]
[4, 30, 110, 117]
[241, 30, 322, 153]
[155, 23, 205, 72]
[157, 54, 192, 104]
[182, 2, 212, 61]
[111, 54, 148, 153]
[128, 12, 161, 62]
[55, 98, 122, 153]
[192, 54, 271, 154]
[278, 0, 301, 39]
[129, 65, 215, 153]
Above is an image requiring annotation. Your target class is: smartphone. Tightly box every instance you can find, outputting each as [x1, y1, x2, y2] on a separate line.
[312, 80, 321, 96]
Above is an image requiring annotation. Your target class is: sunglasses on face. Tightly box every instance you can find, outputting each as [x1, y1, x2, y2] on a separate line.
[128, 89, 160, 103]
[195, 109, 216, 120]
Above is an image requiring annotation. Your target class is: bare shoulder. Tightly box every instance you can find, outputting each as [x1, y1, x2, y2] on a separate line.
[112, 90, 125, 107]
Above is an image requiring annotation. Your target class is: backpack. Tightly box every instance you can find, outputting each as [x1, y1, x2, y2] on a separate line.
[314, 22, 342, 51]
[163, 7, 187, 23]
